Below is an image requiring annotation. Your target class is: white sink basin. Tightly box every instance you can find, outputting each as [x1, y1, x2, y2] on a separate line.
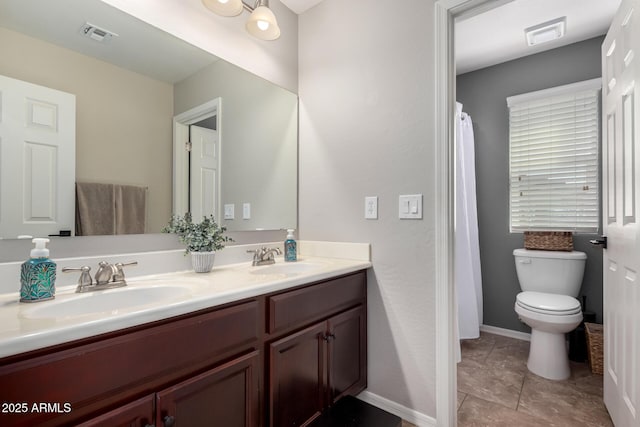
[249, 262, 323, 276]
[130, 277, 210, 288]
[21, 285, 193, 320]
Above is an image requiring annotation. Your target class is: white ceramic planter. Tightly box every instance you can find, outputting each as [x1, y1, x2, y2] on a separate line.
[190, 251, 215, 273]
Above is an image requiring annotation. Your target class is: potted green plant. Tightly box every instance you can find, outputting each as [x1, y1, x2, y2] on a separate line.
[162, 213, 233, 273]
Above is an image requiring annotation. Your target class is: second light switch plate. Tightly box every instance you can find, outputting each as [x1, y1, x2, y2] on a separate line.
[399, 194, 422, 219]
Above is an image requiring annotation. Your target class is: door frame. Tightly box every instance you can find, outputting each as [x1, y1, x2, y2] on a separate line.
[434, 1, 497, 425]
[172, 98, 221, 217]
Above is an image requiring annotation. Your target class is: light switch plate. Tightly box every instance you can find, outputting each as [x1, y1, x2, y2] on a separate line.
[399, 194, 422, 219]
[224, 204, 235, 220]
[365, 196, 378, 219]
[243, 203, 251, 219]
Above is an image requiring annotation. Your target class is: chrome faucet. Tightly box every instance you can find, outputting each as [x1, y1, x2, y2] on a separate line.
[247, 247, 282, 266]
[95, 261, 118, 285]
[62, 261, 138, 293]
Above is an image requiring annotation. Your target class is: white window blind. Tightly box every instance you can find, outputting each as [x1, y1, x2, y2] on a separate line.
[507, 79, 601, 233]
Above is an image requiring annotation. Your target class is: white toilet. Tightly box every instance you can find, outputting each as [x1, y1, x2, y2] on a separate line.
[513, 248, 586, 380]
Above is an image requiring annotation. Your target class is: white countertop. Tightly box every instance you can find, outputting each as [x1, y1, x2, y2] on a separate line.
[0, 255, 370, 359]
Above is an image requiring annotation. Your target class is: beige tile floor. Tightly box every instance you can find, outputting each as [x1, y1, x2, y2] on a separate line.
[456, 332, 612, 426]
[400, 331, 610, 426]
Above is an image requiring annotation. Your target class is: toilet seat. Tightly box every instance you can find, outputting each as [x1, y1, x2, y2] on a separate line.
[516, 291, 581, 316]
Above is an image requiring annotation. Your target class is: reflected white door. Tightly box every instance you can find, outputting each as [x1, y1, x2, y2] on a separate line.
[0, 75, 75, 239]
[602, 1, 640, 425]
[189, 125, 219, 223]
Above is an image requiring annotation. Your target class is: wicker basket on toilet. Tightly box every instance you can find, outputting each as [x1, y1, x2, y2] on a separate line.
[524, 231, 573, 251]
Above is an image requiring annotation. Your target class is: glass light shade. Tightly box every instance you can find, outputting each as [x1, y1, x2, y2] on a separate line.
[246, 6, 281, 41]
[202, 0, 243, 17]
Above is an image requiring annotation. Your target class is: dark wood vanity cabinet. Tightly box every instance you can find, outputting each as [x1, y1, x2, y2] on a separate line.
[0, 300, 261, 427]
[269, 306, 366, 427]
[267, 272, 367, 427]
[0, 270, 367, 427]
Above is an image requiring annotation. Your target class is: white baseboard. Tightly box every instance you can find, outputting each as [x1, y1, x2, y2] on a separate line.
[480, 324, 531, 341]
[357, 391, 436, 427]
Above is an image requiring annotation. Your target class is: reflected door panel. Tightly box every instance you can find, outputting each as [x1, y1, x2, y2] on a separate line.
[190, 125, 219, 223]
[0, 74, 75, 239]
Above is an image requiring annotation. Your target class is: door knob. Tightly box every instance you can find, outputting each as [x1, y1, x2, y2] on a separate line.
[589, 236, 607, 249]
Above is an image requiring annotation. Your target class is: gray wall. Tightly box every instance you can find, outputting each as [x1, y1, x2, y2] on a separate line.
[457, 36, 605, 332]
[174, 59, 298, 232]
[0, 27, 174, 235]
[299, 0, 436, 417]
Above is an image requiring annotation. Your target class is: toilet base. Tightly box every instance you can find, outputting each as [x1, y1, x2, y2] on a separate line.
[527, 329, 570, 380]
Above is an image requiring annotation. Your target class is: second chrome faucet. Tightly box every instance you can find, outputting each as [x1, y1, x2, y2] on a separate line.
[247, 247, 281, 266]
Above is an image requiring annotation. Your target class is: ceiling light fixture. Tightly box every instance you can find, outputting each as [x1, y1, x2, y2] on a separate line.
[524, 17, 566, 47]
[202, 0, 281, 41]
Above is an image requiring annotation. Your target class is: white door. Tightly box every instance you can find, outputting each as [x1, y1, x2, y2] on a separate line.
[0, 75, 76, 239]
[602, 1, 640, 425]
[189, 125, 219, 223]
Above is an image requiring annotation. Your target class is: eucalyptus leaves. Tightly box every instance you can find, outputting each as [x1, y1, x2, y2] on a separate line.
[163, 213, 232, 254]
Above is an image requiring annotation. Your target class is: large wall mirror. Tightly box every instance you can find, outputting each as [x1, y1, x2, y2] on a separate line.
[0, 0, 297, 241]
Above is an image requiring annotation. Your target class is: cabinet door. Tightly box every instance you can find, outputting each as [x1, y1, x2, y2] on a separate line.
[75, 395, 155, 427]
[327, 306, 367, 404]
[269, 322, 327, 427]
[156, 351, 260, 427]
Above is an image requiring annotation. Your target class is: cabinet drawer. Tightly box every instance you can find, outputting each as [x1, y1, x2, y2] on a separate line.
[0, 300, 259, 427]
[267, 271, 365, 335]
[75, 394, 155, 427]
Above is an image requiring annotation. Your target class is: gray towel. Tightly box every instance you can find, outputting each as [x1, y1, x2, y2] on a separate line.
[75, 182, 116, 236]
[115, 184, 147, 234]
[75, 182, 147, 236]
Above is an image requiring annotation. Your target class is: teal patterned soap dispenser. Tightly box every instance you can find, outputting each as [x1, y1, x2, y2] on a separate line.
[284, 229, 297, 262]
[20, 238, 56, 302]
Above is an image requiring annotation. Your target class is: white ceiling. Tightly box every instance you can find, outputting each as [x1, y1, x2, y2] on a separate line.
[455, 0, 621, 75]
[0, 0, 217, 83]
[279, 0, 324, 15]
[0, 0, 323, 84]
[3, 0, 615, 83]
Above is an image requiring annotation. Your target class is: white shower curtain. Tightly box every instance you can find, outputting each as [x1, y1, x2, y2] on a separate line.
[455, 102, 483, 347]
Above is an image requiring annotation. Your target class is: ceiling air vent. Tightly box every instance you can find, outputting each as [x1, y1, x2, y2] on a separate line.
[524, 17, 566, 47]
[80, 23, 118, 43]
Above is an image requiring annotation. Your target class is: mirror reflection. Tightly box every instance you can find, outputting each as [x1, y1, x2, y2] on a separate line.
[0, 0, 297, 239]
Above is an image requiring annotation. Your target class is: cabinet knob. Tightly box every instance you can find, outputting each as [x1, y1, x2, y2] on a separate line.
[163, 415, 175, 427]
[322, 333, 336, 341]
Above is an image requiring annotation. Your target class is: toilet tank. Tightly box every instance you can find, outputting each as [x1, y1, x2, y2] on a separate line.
[513, 248, 587, 297]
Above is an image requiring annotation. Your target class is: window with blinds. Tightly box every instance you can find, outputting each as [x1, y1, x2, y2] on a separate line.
[507, 79, 601, 233]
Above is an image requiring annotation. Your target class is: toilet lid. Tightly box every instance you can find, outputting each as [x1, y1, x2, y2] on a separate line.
[516, 291, 581, 315]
